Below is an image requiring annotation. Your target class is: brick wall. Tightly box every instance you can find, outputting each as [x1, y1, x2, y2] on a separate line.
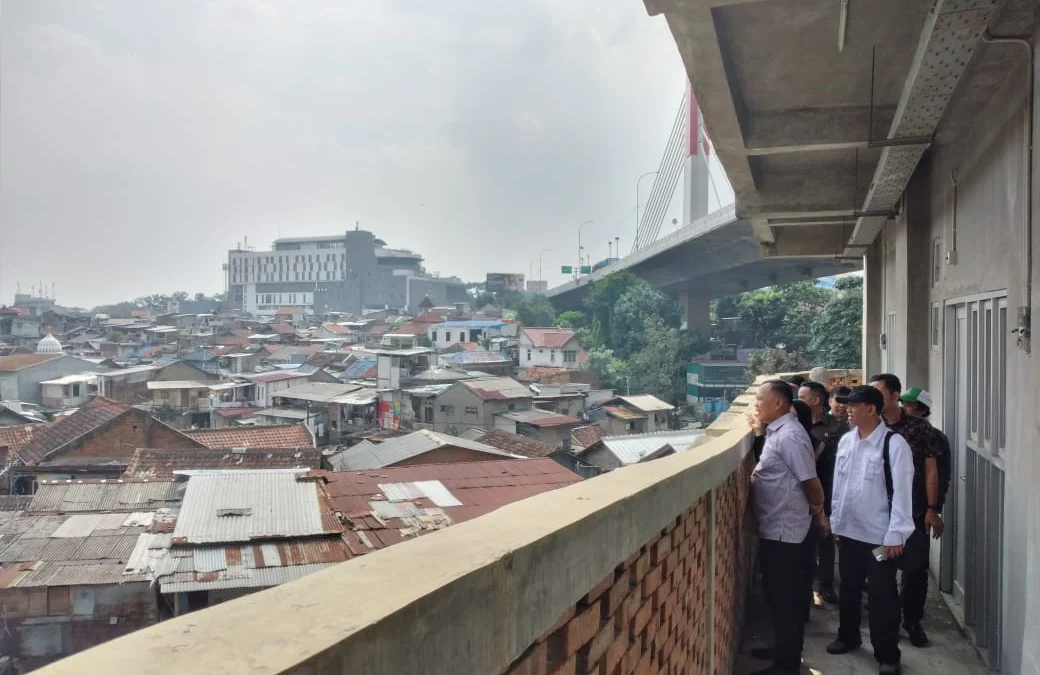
[393, 446, 515, 467]
[64, 410, 201, 460]
[501, 455, 757, 675]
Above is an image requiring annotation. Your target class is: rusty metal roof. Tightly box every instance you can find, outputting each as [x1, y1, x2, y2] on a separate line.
[330, 429, 516, 471]
[0, 353, 63, 372]
[601, 405, 647, 421]
[314, 458, 581, 560]
[27, 480, 181, 514]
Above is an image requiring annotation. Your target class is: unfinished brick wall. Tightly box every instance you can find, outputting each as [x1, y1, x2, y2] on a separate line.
[65, 410, 202, 460]
[502, 451, 756, 675]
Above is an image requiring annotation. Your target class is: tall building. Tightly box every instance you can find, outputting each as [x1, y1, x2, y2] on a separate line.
[227, 230, 466, 316]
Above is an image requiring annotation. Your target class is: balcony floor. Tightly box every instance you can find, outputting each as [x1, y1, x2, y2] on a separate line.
[737, 574, 988, 674]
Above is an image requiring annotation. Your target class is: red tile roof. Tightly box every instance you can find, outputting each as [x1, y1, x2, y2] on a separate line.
[602, 405, 646, 421]
[412, 311, 448, 324]
[124, 447, 323, 480]
[320, 323, 353, 335]
[314, 458, 581, 558]
[182, 424, 314, 449]
[521, 327, 579, 349]
[16, 397, 132, 465]
[213, 407, 265, 418]
[570, 425, 606, 449]
[0, 353, 63, 372]
[268, 323, 296, 335]
[475, 429, 556, 458]
[389, 322, 427, 336]
[0, 424, 45, 459]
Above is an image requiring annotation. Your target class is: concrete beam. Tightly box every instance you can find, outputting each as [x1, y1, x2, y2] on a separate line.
[762, 225, 855, 258]
[744, 106, 896, 156]
[678, 290, 713, 333]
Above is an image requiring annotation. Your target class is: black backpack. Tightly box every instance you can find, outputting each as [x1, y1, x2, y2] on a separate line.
[882, 431, 896, 505]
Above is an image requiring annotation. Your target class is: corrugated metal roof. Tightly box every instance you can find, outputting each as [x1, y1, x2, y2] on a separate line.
[171, 470, 333, 545]
[459, 377, 532, 401]
[74, 534, 140, 561]
[271, 382, 362, 403]
[617, 394, 675, 412]
[28, 481, 181, 514]
[601, 405, 646, 421]
[15, 561, 149, 587]
[158, 563, 331, 593]
[597, 430, 704, 466]
[332, 429, 515, 471]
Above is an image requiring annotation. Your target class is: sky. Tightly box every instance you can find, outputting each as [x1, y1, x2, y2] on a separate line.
[1, 0, 693, 309]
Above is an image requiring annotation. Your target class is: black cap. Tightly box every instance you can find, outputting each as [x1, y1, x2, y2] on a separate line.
[835, 385, 885, 411]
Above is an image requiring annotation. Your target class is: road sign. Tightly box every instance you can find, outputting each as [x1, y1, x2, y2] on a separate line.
[560, 265, 573, 274]
[580, 265, 592, 274]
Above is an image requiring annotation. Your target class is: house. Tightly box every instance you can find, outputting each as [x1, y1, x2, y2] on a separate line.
[95, 364, 160, 404]
[274, 306, 306, 326]
[431, 377, 534, 435]
[327, 429, 520, 471]
[577, 429, 703, 473]
[493, 409, 581, 449]
[569, 424, 606, 453]
[517, 328, 585, 370]
[39, 372, 98, 408]
[181, 423, 314, 450]
[7, 396, 204, 492]
[313, 323, 359, 343]
[123, 446, 323, 480]
[258, 382, 378, 442]
[0, 352, 105, 405]
[438, 349, 514, 375]
[427, 320, 510, 349]
[0, 480, 181, 670]
[593, 395, 675, 435]
[0, 423, 44, 470]
[473, 427, 557, 459]
[151, 469, 347, 615]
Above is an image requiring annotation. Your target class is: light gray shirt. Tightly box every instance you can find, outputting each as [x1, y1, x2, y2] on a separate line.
[831, 423, 916, 547]
[751, 414, 817, 543]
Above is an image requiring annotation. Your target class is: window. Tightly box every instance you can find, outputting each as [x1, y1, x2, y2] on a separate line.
[431, 331, 438, 342]
[439, 404, 455, 415]
[507, 404, 516, 411]
[458, 332, 465, 342]
[464, 406, 478, 417]
[71, 383, 81, 397]
[526, 349, 532, 361]
[563, 350, 577, 364]
[550, 351, 555, 363]
[931, 237, 942, 287]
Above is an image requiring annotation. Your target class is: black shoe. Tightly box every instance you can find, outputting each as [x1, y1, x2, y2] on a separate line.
[904, 622, 929, 647]
[820, 587, 838, 604]
[879, 663, 903, 674]
[750, 647, 775, 661]
[747, 665, 798, 675]
[826, 639, 861, 654]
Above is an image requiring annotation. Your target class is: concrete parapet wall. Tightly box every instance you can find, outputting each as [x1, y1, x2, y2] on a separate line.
[37, 374, 864, 675]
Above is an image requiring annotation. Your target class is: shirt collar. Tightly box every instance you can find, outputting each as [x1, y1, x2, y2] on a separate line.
[857, 420, 889, 446]
[766, 415, 791, 434]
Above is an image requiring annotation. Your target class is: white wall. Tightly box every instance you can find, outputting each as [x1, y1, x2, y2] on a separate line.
[518, 337, 581, 369]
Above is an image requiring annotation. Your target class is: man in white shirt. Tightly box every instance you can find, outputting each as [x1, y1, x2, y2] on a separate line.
[747, 380, 829, 675]
[827, 386, 915, 675]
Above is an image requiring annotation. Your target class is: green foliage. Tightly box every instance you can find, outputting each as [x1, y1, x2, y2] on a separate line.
[470, 291, 498, 309]
[746, 349, 811, 380]
[611, 282, 681, 359]
[582, 345, 628, 392]
[810, 276, 863, 368]
[511, 293, 556, 327]
[627, 316, 685, 404]
[554, 311, 586, 330]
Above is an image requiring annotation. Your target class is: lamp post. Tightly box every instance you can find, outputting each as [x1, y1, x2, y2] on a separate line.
[577, 220, 594, 279]
[635, 171, 659, 249]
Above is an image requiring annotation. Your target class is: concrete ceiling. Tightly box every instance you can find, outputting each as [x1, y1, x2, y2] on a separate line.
[645, 0, 1036, 257]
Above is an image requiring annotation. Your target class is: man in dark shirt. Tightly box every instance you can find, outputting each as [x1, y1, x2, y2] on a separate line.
[799, 381, 848, 606]
[870, 374, 947, 648]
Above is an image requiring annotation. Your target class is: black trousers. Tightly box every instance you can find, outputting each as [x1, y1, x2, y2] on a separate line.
[801, 528, 819, 622]
[760, 538, 812, 670]
[817, 533, 836, 590]
[837, 538, 901, 665]
[900, 517, 930, 625]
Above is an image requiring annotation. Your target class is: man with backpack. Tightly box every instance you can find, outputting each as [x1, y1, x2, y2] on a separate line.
[827, 385, 915, 675]
[870, 375, 951, 648]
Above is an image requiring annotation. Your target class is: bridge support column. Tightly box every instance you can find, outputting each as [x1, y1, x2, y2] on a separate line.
[678, 290, 712, 334]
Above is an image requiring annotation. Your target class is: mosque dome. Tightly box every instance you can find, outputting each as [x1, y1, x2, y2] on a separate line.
[36, 333, 63, 354]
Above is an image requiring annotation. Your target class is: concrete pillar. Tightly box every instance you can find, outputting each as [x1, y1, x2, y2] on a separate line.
[904, 188, 932, 389]
[679, 290, 712, 334]
[863, 240, 884, 377]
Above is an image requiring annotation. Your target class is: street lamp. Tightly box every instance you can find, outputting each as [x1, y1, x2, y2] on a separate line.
[577, 220, 594, 278]
[635, 171, 659, 249]
[528, 248, 551, 284]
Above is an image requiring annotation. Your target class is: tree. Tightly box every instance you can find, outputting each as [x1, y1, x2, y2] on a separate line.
[810, 276, 863, 368]
[611, 282, 681, 359]
[582, 346, 629, 392]
[554, 311, 586, 330]
[746, 349, 811, 380]
[471, 291, 497, 309]
[627, 316, 685, 404]
[194, 292, 207, 302]
[512, 293, 556, 327]
[583, 272, 642, 347]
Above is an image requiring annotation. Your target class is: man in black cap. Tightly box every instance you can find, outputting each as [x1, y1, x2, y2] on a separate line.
[827, 385, 915, 675]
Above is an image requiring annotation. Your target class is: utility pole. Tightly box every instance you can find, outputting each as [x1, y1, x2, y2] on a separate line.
[577, 220, 594, 279]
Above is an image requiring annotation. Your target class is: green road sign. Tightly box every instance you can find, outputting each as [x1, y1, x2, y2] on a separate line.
[560, 265, 573, 274]
[580, 265, 592, 274]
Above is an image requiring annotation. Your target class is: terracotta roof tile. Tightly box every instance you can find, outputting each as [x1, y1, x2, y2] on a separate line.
[268, 323, 296, 335]
[521, 327, 579, 349]
[475, 429, 556, 458]
[182, 424, 314, 449]
[602, 405, 646, 421]
[0, 424, 45, 459]
[0, 354, 63, 372]
[313, 458, 580, 559]
[124, 447, 323, 480]
[17, 397, 132, 465]
[571, 425, 606, 449]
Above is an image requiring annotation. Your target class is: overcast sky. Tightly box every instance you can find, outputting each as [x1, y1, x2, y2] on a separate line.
[1, 0, 692, 308]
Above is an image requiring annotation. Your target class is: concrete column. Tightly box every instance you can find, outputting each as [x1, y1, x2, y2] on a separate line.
[863, 240, 884, 377]
[679, 290, 712, 334]
[904, 191, 932, 389]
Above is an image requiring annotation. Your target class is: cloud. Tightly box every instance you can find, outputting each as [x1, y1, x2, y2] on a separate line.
[0, 0, 685, 307]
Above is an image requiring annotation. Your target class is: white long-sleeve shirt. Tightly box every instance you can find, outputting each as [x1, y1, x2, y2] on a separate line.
[830, 422, 916, 547]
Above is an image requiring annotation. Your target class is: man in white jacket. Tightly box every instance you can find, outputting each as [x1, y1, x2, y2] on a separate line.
[826, 385, 915, 675]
